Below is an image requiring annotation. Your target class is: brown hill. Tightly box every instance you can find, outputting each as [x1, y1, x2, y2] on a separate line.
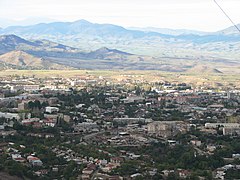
[187, 65, 223, 74]
[0, 50, 70, 69]
[87, 47, 155, 62]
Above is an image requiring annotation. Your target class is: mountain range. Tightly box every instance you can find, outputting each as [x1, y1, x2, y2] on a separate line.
[0, 20, 240, 72]
[1, 20, 239, 60]
[0, 34, 162, 70]
[128, 27, 209, 36]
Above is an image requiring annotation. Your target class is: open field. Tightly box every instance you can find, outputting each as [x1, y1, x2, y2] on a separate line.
[0, 69, 239, 88]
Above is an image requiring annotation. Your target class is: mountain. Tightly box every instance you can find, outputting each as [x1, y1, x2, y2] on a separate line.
[2, 19, 240, 42]
[0, 34, 154, 61]
[0, 34, 37, 54]
[87, 47, 132, 59]
[0, 34, 239, 72]
[1, 19, 240, 63]
[0, 19, 168, 38]
[0, 50, 70, 70]
[217, 24, 240, 35]
[0, 35, 160, 70]
[128, 27, 208, 36]
[0, 17, 57, 28]
[0, 34, 77, 54]
[85, 47, 157, 63]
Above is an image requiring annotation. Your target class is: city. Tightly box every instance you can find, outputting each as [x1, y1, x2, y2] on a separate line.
[1, 0, 240, 179]
[0, 71, 239, 179]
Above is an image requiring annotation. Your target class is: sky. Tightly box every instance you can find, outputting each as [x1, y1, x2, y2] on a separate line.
[0, 0, 240, 31]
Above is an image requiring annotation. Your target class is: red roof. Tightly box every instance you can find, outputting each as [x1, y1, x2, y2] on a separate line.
[14, 157, 25, 161]
[28, 157, 40, 161]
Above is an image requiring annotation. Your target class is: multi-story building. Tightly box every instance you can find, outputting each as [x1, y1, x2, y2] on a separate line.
[148, 121, 186, 138]
[223, 127, 240, 136]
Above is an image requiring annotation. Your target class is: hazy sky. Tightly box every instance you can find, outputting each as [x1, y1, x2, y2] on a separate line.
[0, 0, 240, 31]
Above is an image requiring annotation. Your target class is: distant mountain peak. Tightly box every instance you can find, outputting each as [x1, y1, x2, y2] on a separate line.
[99, 47, 109, 50]
[0, 34, 26, 41]
[90, 47, 132, 56]
[0, 34, 38, 54]
[95, 47, 111, 53]
[217, 23, 240, 35]
[73, 19, 92, 24]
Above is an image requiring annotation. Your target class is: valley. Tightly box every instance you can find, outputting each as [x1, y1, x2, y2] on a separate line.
[0, 20, 239, 73]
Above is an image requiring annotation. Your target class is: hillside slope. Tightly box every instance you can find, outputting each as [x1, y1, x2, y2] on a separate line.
[0, 50, 71, 70]
[187, 65, 223, 74]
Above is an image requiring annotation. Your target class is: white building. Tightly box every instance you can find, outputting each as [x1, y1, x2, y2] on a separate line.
[113, 118, 152, 125]
[205, 123, 240, 129]
[45, 106, 59, 114]
[74, 122, 99, 132]
[0, 112, 20, 120]
[23, 85, 40, 91]
[223, 127, 240, 136]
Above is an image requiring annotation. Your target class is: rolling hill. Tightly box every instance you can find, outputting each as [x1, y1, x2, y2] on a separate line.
[0, 34, 239, 72]
[187, 65, 223, 74]
[86, 47, 154, 62]
[0, 35, 161, 70]
[0, 50, 70, 70]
